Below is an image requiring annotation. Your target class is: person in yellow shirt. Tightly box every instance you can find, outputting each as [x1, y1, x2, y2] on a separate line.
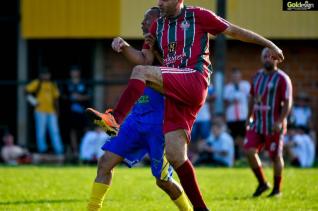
[25, 69, 64, 155]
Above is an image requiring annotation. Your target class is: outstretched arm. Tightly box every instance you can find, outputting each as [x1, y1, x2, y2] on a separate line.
[223, 23, 284, 62]
[112, 37, 154, 65]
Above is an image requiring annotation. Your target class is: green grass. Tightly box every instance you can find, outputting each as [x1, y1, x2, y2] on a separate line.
[0, 166, 317, 210]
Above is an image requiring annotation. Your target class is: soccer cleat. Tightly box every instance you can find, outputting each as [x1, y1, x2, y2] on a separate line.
[85, 108, 119, 136]
[253, 182, 271, 197]
[267, 190, 282, 198]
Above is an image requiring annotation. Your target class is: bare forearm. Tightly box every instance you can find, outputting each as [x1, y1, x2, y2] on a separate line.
[121, 46, 149, 65]
[112, 37, 153, 65]
[278, 99, 292, 123]
[224, 24, 278, 50]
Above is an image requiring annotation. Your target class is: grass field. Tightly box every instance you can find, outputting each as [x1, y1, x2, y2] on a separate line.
[0, 166, 317, 211]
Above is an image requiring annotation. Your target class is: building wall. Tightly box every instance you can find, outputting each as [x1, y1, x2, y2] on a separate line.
[21, 0, 318, 39]
[103, 40, 318, 131]
[227, 0, 318, 39]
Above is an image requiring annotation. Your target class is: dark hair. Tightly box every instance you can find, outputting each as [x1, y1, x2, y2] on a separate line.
[149, 7, 160, 16]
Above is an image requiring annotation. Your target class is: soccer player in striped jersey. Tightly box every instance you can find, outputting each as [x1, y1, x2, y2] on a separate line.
[89, 1, 284, 209]
[244, 48, 293, 197]
[87, 7, 192, 211]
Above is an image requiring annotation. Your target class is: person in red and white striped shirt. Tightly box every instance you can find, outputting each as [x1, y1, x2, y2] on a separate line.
[244, 48, 293, 198]
[89, 1, 284, 209]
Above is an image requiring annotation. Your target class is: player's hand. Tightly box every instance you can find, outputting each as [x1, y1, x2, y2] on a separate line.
[272, 122, 282, 133]
[111, 37, 129, 53]
[269, 47, 284, 63]
[144, 33, 156, 49]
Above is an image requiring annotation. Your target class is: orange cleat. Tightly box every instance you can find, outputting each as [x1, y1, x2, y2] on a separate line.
[85, 108, 119, 136]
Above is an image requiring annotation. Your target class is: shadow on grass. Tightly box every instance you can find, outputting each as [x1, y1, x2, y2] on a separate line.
[0, 198, 85, 205]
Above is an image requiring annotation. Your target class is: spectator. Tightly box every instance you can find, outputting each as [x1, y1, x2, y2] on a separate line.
[284, 126, 315, 167]
[224, 68, 250, 160]
[25, 68, 64, 155]
[63, 66, 91, 159]
[80, 127, 109, 163]
[1, 131, 64, 165]
[1, 131, 32, 165]
[195, 119, 234, 167]
[289, 92, 312, 134]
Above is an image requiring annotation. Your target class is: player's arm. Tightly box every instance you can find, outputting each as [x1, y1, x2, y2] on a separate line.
[222, 23, 284, 62]
[246, 94, 254, 129]
[278, 99, 292, 124]
[272, 97, 292, 133]
[273, 78, 293, 132]
[112, 37, 154, 65]
[198, 8, 283, 62]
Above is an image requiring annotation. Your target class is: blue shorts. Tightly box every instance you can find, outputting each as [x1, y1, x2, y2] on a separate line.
[102, 115, 173, 181]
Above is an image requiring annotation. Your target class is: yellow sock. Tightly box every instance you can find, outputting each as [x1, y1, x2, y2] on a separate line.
[173, 191, 193, 211]
[87, 182, 109, 211]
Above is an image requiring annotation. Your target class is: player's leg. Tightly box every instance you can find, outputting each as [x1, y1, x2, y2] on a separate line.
[113, 65, 163, 124]
[165, 130, 208, 210]
[146, 124, 192, 210]
[267, 134, 284, 197]
[156, 178, 192, 211]
[244, 130, 270, 197]
[86, 65, 163, 135]
[88, 117, 144, 210]
[161, 69, 208, 210]
[87, 150, 123, 211]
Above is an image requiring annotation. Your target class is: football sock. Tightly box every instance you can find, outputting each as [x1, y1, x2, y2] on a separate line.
[273, 175, 282, 192]
[173, 191, 192, 211]
[113, 79, 145, 124]
[87, 182, 109, 211]
[176, 160, 207, 209]
[252, 166, 267, 185]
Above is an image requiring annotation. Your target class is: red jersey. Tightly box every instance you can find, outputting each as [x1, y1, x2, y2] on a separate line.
[143, 6, 229, 80]
[250, 69, 293, 135]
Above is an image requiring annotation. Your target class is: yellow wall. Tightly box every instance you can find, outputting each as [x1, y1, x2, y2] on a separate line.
[227, 0, 318, 39]
[22, 0, 120, 38]
[22, 0, 318, 39]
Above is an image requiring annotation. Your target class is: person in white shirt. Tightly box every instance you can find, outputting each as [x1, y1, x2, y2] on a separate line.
[1, 132, 31, 165]
[285, 126, 315, 168]
[224, 68, 250, 160]
[195, 119, 234, 167]
[80, 127, 110, 163]
[289, 92, 312, 134]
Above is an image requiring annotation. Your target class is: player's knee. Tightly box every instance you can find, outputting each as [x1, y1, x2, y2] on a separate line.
[131, 65, 147, 79]
[156, 179, 169, 190]
[244, 148, 257, 158]
[97, 153, 114, 174]
[271, 154, 284, 164]
[165, 150, 186, 168]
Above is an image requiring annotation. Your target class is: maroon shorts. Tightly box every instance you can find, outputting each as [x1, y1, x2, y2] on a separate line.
[244, 130, 283, 159]
[160, 67, 208, 141]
